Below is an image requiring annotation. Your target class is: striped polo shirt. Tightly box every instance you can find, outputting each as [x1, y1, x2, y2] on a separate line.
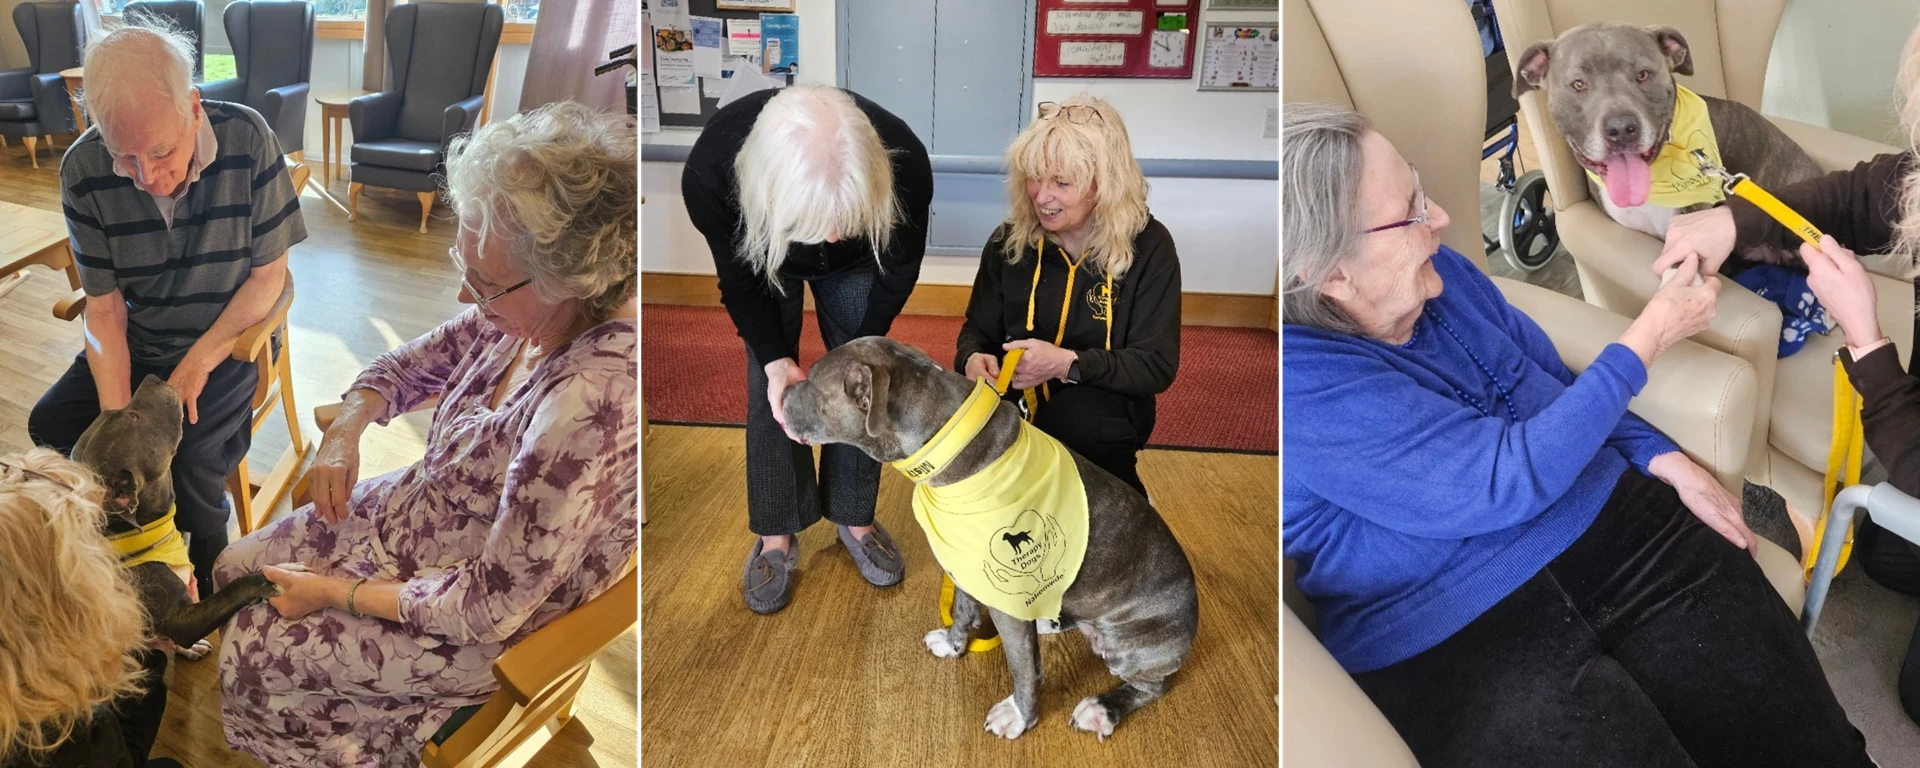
[62, 100, 307, 366]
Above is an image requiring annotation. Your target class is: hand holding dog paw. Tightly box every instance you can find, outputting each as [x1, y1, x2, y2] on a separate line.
[262, 564, 334, 621]
[1654, 206, 1737, 277]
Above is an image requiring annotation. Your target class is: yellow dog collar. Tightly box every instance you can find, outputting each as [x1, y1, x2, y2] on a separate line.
[892, 378, 1002, 483]
[108, 506, 191, 569]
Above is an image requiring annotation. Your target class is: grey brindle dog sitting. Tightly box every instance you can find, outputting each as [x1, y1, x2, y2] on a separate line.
[781, 337, 1199, 740]
[1516, 22, 1820, 264]
[71, 375, 285, 659]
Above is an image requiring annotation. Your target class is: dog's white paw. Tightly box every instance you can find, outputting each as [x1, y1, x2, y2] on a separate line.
[1070, 696, 1115, 742]
[272, 562, 310, 573]
[176, 638, 214, 661]
[924, 628, 965, 658]
[983, 696, 1031, 740]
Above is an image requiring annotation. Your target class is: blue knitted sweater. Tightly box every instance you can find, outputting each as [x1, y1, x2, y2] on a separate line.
[1282, 246, 1680, 673]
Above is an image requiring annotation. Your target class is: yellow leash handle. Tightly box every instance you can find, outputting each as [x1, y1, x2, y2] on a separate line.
[936, 347, 1028, 654]
[1725, 177, 1826, 247]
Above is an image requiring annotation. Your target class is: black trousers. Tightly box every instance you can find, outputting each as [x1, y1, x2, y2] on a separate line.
[743, 267, 882, 536]
[27, 352, 256, 596]
[1353, 470, 1872, 768]
[1029, 383, 1154, 498]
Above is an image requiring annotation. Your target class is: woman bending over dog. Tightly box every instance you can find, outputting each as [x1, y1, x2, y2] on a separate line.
[0, 449, 178, 768]
[1281, 102, 1876, 766]
[209, 102, 638, 766]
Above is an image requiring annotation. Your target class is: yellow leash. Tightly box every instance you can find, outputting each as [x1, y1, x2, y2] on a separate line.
[934, 349, 1026, 654]
[1692, 150, 1863, 577]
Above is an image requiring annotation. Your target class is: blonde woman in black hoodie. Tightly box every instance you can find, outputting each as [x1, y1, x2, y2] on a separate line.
[957, 95, 1181, 498]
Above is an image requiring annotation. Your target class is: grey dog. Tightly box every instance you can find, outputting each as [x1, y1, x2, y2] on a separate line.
[781, 337, 1199, 740]
[71, 375, 284, 659]
[1515, 21, 1819, 262]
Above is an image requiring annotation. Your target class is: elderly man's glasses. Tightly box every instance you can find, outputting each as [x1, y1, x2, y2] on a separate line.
[1037, 102, 1102, 124]
[447, 247, 532, 311]
[1364, 165, 1429, 234]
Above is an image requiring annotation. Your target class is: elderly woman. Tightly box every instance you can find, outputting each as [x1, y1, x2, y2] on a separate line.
[1653, 22, 1920, 727]
[0, 449, 173, 768]
[208, 102, 637, 766]
[1281, 103, 1875, 766]
[956, 96, 1178, 498]
[682, 84, 933, 614]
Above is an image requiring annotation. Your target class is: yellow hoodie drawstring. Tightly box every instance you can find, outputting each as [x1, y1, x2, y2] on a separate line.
[1022, 238, 1113, 413]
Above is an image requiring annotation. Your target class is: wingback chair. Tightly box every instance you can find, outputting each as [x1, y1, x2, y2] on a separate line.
[198, 0, 315, 155]
[347, 1, 503, 234]
[1491, 0, 1913, 540]
[1282, 0, 1799, 763]
[0, 2, 84, 169]
[123, 0, 204, 80]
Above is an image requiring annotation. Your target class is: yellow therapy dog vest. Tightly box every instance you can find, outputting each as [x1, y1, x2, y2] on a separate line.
[108, 506, 191, 569]
[893, 379, 1090, 622]
[1581, 84, 1726, 209]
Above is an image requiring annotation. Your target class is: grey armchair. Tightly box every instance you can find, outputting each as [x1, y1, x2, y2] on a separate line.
[123, 0, 204, 80]
[0, 2, 84, 170]
[197, 0, 314, 155]
[348, 1, 502, 234]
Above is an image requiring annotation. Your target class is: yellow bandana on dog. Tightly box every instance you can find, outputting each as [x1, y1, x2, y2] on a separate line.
[1581, 84, 1725, 209]
[893, 379, 1090, 622]
[108, 506, 191, 569]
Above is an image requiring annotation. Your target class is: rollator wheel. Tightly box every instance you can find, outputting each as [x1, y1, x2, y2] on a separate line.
[1500, 170, 1561, 272]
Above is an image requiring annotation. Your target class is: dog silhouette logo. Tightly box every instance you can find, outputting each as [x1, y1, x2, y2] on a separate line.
[1002, 530, 1035, 554]
[1087, 283, 1113, 322]
[983, 509, 1068, 601]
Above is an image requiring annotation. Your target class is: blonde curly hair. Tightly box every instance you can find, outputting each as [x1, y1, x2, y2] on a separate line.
[444, 101, 638, 325]
[0, 449, 148, 763]
[999, 94, 1150, 280]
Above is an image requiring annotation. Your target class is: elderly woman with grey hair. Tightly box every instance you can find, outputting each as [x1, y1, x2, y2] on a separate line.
[682, 84, 933, 614]
[206, 101, 637, 766]
[1281, 102, 1875, 766]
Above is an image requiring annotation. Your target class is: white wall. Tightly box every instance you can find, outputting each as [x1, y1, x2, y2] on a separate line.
[641, 1, 1279, 297]
[1762, 0, 1920, 145]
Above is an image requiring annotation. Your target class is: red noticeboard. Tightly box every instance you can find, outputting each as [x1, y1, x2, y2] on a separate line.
[1033, 0, 1199, 80]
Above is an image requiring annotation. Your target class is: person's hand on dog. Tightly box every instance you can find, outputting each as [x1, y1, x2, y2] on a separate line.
[964, 353, 1002, 383]
[311, 424, 363, 526]
[1002, 340, 1076, 389]
[1800, 235, 1886, 349]
[166, 349, 217, 424]
[261, 563, 329, 620]
[1653, 206, 1738, 278]
[1620, 252, 1720, 367]
[765, 357, 807, 442]
[1649, 451, 1758, 552]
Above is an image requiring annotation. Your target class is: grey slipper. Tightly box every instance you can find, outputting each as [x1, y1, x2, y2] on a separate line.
[838, 522, 905, 587]
[743, 535, 798, 614]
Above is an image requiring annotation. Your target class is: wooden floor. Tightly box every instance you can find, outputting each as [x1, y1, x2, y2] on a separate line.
[639, 425, 1279, 767]
[0, 137, 636, 767]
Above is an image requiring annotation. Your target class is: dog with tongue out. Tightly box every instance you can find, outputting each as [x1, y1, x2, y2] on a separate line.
[1513, 21, 1820, 265]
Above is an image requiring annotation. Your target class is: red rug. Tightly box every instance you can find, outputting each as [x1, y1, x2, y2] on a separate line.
[640, 305, 1277, 454]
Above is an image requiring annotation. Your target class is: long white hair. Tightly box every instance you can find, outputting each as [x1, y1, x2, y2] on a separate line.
[734, 85, 897, 292]
[1890, 22, 1920, 279]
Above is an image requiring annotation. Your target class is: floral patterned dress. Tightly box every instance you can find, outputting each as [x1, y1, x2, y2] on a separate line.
[212, 309, 638, 767]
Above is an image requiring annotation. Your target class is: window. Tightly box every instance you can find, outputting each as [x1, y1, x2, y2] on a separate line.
[501, 0, 539, 24]
[96, 0, 368, 20]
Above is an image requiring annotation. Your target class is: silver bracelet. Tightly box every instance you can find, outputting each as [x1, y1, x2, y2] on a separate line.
[346, 578, 368, 618]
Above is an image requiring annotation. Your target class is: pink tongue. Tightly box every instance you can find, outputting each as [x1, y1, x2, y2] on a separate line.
[1604, 153, 1651, 208]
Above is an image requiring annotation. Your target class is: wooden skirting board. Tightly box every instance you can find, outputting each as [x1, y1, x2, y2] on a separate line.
[642, 272, 1278, 329]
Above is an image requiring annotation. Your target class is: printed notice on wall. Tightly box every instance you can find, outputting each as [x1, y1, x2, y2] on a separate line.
[761, 13, 799, 75]
[1199, 24, 1277, 91]
[659, 84, 702, 115]
[1046, 10, 1144, 36]
[726, 18, 763, 57]
[639, 73, 660, 133]
[652, 3, 696, 87]
[1057, 41, 1126, 68]
[690, 16, 725, 79]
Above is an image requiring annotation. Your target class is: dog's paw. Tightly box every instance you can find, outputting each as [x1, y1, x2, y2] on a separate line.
[1070, 696, 1115, 742]
[983, 696, 1032, 740]
[177, 638, 214, 661]
[924, 628, 965, 658]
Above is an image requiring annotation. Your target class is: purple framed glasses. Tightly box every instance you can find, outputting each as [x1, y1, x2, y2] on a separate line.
[1364, 165, 1429, 234]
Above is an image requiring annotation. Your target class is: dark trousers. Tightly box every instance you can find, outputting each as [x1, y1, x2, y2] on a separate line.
[744, 267, 882, 536]
[1353, 470, 1872, 768]
[116, 649, 168, 765]
[1855, 515, 1920, 728]
[27, 352, 256, 596]
[1030, 383, 1154, 498]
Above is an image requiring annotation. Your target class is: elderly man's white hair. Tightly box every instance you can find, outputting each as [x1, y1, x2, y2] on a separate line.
[80, 23, 198, 131]
[734, 85, 897, 291]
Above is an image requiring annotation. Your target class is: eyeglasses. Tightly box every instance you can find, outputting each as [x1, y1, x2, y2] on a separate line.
[1037, 102, 1103, 124]
[0, 459, 71, 490]
[1363, 165, 1430, 234]
[447, 247, 532, 312]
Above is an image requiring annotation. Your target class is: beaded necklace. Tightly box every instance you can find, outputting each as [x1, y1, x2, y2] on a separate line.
[1424, 307, 1521, 422]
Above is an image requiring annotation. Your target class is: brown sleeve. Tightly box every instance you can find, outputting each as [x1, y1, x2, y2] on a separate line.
[1731, 152, 1913, 255]
[1841, 344, 1920, 498]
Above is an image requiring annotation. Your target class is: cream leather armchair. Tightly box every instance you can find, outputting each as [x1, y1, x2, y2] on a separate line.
[1283, 0, 1797, 763]
[1491, 0, 1914, 532]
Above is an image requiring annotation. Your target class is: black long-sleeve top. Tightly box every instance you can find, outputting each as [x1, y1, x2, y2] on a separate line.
[680, 87, 934, 365]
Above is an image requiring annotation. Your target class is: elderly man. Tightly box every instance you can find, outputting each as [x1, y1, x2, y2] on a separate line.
[25, 25, 305, 600]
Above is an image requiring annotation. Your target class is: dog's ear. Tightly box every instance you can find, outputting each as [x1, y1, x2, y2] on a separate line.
[1647, 26, 1694, 76]
[845, 362, 893, 439]
[1513, 41, 1553, 98]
